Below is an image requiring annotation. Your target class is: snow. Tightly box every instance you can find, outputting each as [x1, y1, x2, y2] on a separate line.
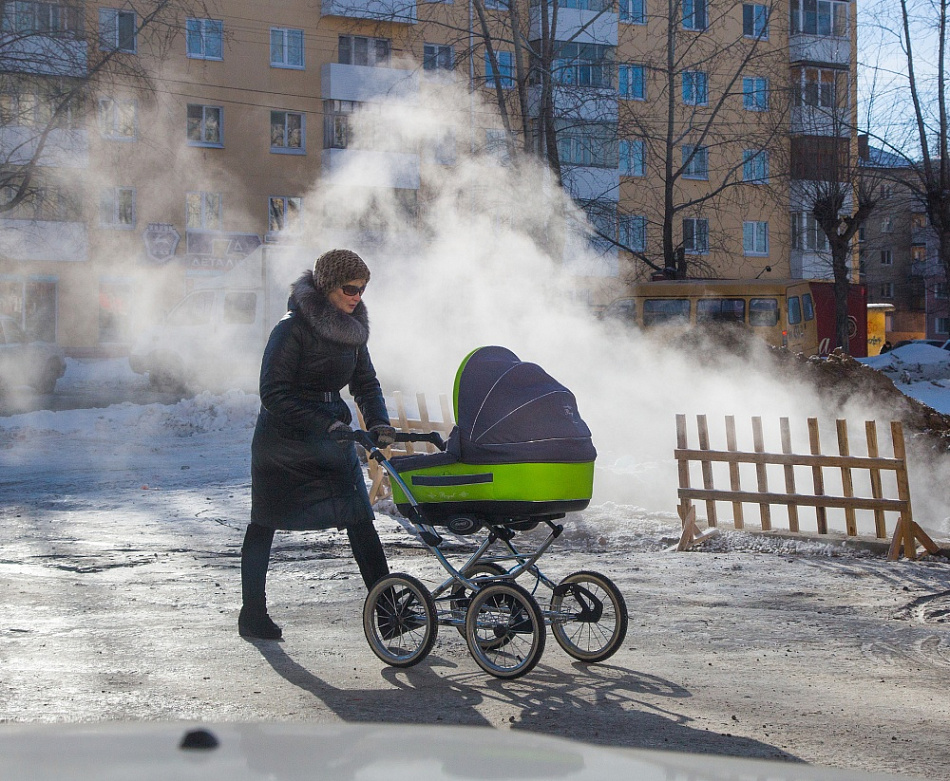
[859, 344, 950, 413]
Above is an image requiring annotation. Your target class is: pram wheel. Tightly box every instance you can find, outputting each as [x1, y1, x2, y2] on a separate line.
[363, 573, 437, 668]
[465, 582, 545, 679]
[449, 562, 507, 638]
[549, 571, 628, 663]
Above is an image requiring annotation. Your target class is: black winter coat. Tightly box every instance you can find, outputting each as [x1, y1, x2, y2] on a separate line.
[250, 271, 390, 531]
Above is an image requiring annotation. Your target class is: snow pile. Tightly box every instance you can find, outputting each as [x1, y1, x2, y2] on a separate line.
[59, 357, 150, 395]
[860, 343, 950, 383]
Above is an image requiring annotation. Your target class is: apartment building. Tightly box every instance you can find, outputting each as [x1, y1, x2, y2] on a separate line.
[0, 0, 858, 353]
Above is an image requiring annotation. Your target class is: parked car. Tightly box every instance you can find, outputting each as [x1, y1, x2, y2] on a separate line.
[0, 315, 66, 396]
[891, 338, 946, 349]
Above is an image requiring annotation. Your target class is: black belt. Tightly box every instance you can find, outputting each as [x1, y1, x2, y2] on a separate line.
[315, 391, 341, 402]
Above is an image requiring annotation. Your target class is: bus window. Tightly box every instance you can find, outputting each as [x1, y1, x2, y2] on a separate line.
[643, 299, 690, 326]
[749, 298, 778, 327]
[802, 293, 815, 321]
[603, 298, 637, 324]
[788, 296, 802, 325]
[166, 291, 215, 327]
[697, 298, 746, 323]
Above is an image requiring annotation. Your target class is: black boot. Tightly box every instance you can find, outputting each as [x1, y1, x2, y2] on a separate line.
[238, 602, 282, 640]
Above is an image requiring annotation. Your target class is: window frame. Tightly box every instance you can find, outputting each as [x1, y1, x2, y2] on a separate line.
[681, 144, 708, 179]
[619, 63, 646, 100]
[618, 213, 647, 252]
[682, 0, 707, 30]
[619, 138, 646, 177]
[185, 191, 222, 230]
[683, 217, 709, 255]
[186, 18, 223, 61]
[742, 3, 769, 38]
[99, 8, 136, 53]
[485, 50, 515, 89]
[743, 220, 769, 256]
[99, 186, 136, 230]
[268, 195, 303, 233]
[423, 43, 454, 73]
[743, 149, 770, 183]
[270, 110, 306, 154]
[97, 96, 137, 141]
[338, 35, 391, 67]
[186, 104, 224, 148]
[742, 76, 769, 111]
[270, 27, 304, 69]
[682, 70, 708, 106]
[620, 0, 646, 24]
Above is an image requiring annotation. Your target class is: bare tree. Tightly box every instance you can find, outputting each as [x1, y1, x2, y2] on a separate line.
[0, 0, 211, 217]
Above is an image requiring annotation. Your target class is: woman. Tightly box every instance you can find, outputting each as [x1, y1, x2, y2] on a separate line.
[239, 248, 396, 640]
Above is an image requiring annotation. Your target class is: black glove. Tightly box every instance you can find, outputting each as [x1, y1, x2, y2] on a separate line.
[370, 424, 397, 448]
[327, 420, 353, 446]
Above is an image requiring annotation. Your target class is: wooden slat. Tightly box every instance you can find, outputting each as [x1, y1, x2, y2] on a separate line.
[676, 414, 693, 523]
[808, 417, 828, 534]
[837, 419, 858, 536]
[678, 488, 908, 513]
[697, 415, 718, 527]
[780, 417, 800, 533]
[725, 416, 744, 529]
[752, 417, 771, 530]
[673, 449, 902, 470]
[865, 421, 887, 539]
[891, 421, 916, 559]
[393, 391, 414, 454]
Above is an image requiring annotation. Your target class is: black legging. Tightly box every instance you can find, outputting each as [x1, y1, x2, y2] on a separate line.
[241, 521, 390, 604]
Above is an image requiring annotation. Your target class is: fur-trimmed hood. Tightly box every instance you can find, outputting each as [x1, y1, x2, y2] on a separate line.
[289, 270, 369, 347]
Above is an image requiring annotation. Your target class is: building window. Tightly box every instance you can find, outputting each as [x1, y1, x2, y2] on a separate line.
[186, 192, 222, 230]
[323, 100, 358, 149]
[187, 104, 223, 147]
[682, 70, 708, 105]
[270, 111, 304, 153]
[791, 212, 829, 251]
[268, 196, 302, 232]
[620, 0, 646, 24]
[683, 217, 708, 254]
[682, 0, 707, 30]
[936, 317, 950, 335]
[743, 221, 769, 255]
[742, 77, 769, 111]
[792, 66, 847, 109]
[743, 3, 769, 37]
[619, 139, 645, 176]
[743, 149, 769, 183]
[485, 51, 515, 88]
[99, 8, 135, 52]
[879, 282, 894, 299]
[936, 282, 948, 299]
[485, 128, 512, 163]
[186, 18, 223, 60]
[100, 187, 135, 229]
[270, 27, 304, 69]
[97, 97, 136, 140]
[880, 249, 893, 266]
[681, 144, 708, 179]
[790, 0, 848, 37]
[911, 213, 927, 230]
[0, 89, 79, 129]
[551, 43, 614, 88]
[1, 1, 83, 36]
[619, 63, 646, 100]
[557, 122, 615, 168]
[339, 35, 391, 66]
[619, 214, 646, 252]
[424, 43, 453, 72]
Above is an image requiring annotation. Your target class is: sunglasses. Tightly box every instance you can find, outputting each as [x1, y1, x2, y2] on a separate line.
[340, 284, 367, 297]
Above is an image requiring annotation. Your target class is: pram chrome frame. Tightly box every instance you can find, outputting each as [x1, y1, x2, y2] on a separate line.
[340, 429, 628, 680]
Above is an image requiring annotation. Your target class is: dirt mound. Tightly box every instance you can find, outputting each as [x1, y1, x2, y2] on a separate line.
[771, 348, 950, 452]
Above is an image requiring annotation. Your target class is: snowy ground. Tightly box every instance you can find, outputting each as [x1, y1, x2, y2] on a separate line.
[1, 356, 950, 780]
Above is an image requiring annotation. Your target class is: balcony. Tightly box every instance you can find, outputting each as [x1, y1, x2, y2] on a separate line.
[321, 0, 416, 23]
[321, 148, 420, 190]
[321, 63, 419, 104]
[528, 86, 618, 122]
[530, 6, 617, 46]
[0, 34, 88, 77]
[562, 165, 619, 203]
[0, 126, 88, 168]
[790, 106, 851, 137]
[0, 219, 88, 262]
[789, 34, 850, 67]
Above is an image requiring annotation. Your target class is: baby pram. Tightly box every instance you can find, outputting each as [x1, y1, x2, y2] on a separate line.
[340, 346, 627, 679]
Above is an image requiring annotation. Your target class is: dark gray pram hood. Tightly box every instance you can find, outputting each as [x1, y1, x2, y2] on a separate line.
[451, 346, 596, 465]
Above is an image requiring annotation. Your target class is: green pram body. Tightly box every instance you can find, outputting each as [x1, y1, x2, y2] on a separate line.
[389, 346, 596, 527]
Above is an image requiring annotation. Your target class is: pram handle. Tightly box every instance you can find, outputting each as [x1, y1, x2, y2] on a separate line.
[332, 428, 446, 451]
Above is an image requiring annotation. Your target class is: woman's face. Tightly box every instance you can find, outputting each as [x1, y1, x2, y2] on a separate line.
[327, 278, 367, 314]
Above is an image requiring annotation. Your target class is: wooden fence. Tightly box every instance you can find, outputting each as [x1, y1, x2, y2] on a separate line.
[356, 391, 455, 504]
[674, 414, 941, 561]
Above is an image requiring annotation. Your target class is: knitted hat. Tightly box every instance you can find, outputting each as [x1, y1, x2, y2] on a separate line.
[313, 249, 371, 293]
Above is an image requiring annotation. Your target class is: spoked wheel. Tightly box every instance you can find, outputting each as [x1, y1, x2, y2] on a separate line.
[363, 573, 437, 668]
[465, 581, 545, 679]
[549, 570, 628, 663]
[449, 561, 507, 637]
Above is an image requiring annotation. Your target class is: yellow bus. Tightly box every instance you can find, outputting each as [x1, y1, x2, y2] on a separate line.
[603, 278, 868, 357]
